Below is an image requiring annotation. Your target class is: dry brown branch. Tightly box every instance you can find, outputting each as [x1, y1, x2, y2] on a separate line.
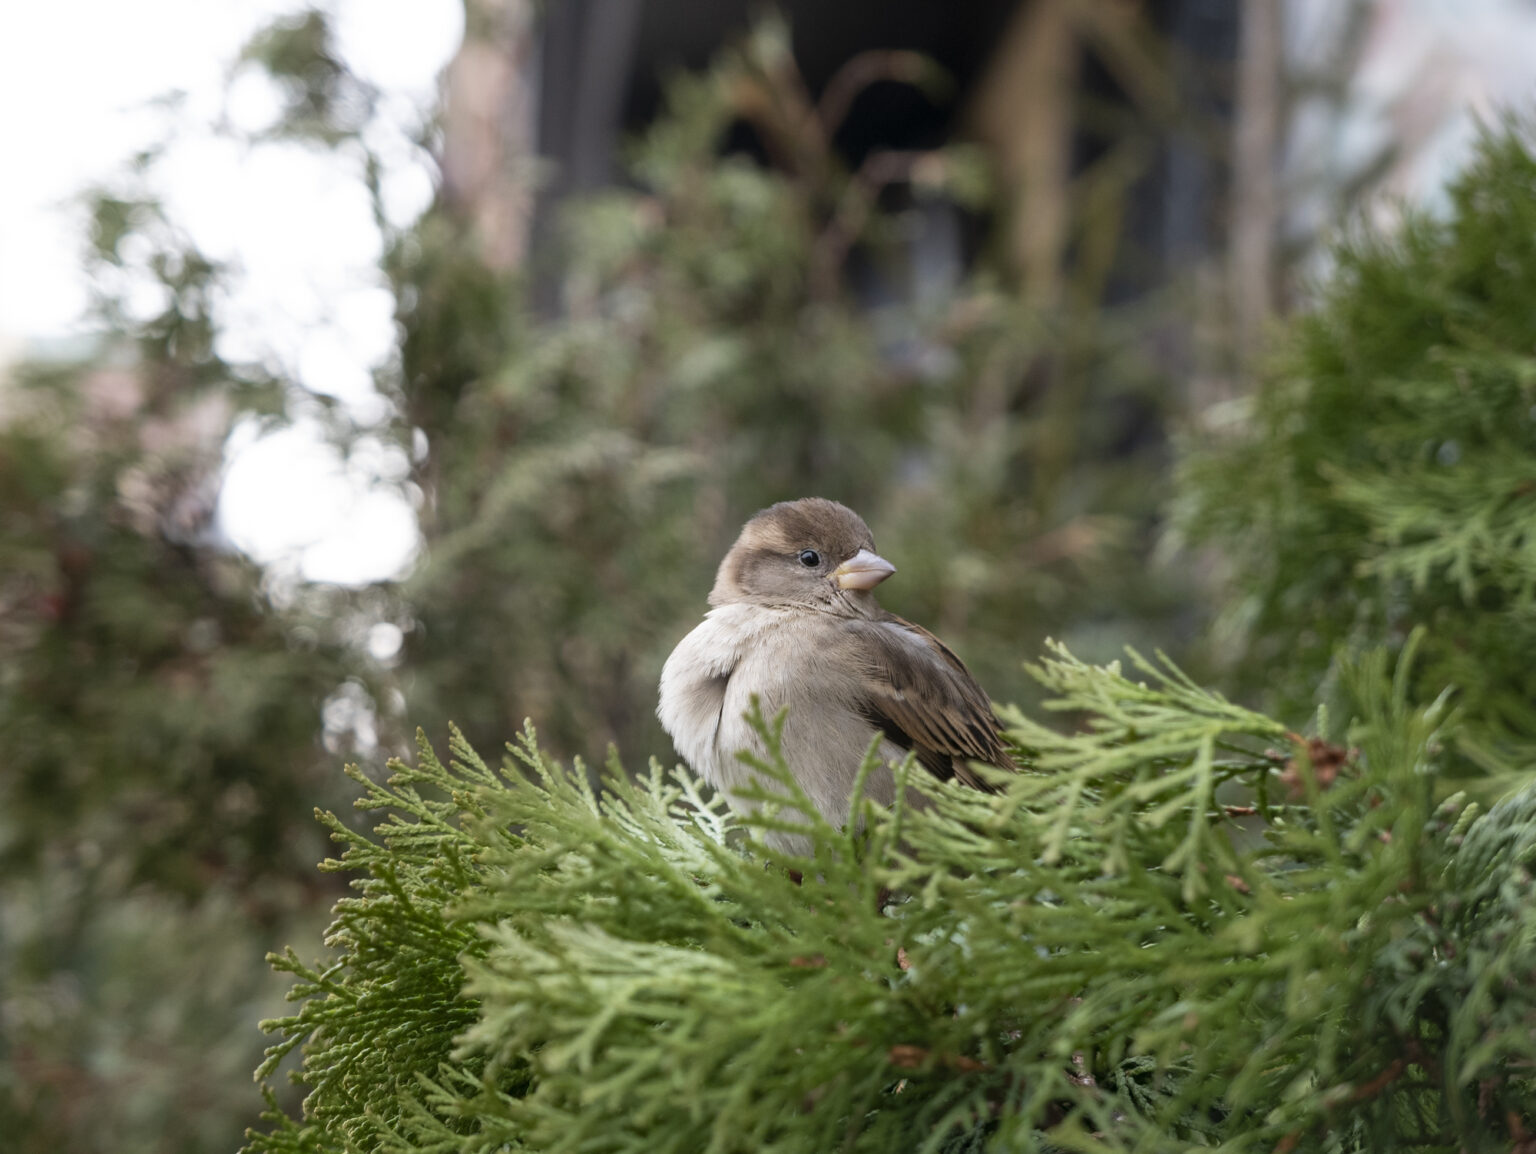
[816, 50, 938, 137]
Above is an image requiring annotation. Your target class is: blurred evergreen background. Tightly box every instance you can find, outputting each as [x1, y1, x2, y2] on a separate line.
[2, 2, 1534, 1150]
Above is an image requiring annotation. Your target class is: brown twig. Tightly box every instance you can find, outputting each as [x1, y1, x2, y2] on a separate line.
[725, 75, 816, 178]
[1351, 1057, 1407, 1101]
[887, 1044, 987, 1073]
[816, 50, 939, 136]
[1277, 735, 1357, 800]
[809, 148, 935, 299]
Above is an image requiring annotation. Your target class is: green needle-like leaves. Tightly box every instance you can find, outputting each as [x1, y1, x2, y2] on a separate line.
[249, 646, 1536, 1153]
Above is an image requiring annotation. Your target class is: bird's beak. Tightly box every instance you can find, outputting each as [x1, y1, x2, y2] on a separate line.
[834, 549, 896, 591]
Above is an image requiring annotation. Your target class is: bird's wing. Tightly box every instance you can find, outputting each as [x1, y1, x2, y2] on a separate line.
[836, 614, 1013, 790]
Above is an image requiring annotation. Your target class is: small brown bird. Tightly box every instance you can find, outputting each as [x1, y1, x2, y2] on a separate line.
[658, 498, 1012, 847]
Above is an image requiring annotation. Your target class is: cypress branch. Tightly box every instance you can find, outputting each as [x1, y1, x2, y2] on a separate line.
[248, 643, 1536, 1152]
[1176, 118, 1536, 774]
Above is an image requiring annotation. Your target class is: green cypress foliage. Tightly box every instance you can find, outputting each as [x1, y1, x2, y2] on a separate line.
[1176, 121, 1536, 774]
[248, 645, 1536, 1151]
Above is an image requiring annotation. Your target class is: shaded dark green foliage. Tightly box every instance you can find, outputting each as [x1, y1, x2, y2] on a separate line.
[1177, 121, 1536, 775]
[0, 348, 359, 1150]
[249, 646, 1535, 1153]
[0, 63, 370, 1150]
[0, 178, 368, 891]
[0, 373, 348, 893]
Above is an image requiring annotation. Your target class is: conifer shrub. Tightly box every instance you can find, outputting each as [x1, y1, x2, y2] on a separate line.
[249, 646, 1535, 1152]
[1177, 120, 1536, 777]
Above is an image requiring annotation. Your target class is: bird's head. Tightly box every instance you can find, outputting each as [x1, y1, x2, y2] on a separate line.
[709, 497, 896, 614]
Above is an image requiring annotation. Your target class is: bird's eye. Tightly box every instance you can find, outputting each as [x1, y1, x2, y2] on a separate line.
[798, 549, 821, 568]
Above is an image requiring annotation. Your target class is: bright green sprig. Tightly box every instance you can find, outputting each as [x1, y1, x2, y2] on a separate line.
[250, 641, 1536, 1153]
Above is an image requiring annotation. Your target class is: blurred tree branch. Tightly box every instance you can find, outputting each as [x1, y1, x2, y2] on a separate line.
[1230, 0, 1282, 374]
[440, 0, 539, 271]
[970, 0, 1077, 308]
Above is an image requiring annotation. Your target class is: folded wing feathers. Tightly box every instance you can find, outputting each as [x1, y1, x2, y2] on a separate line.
[844, 615, 1013, 791]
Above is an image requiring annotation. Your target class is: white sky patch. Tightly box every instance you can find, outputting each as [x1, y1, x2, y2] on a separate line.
[0, 0, 460, 340]
[219, 417, 421, 585]
[1284, 0, 1536, 248]
[1, 0, 292, 337]
[0, 0, 461, 585]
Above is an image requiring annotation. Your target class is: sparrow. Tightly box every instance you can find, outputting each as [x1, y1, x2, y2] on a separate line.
[658, 497, 1012, 848]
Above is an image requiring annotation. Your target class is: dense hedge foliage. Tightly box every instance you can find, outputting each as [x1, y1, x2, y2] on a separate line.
[249, 645, 1534, 1152]
[1177, 121, 1536, 777]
